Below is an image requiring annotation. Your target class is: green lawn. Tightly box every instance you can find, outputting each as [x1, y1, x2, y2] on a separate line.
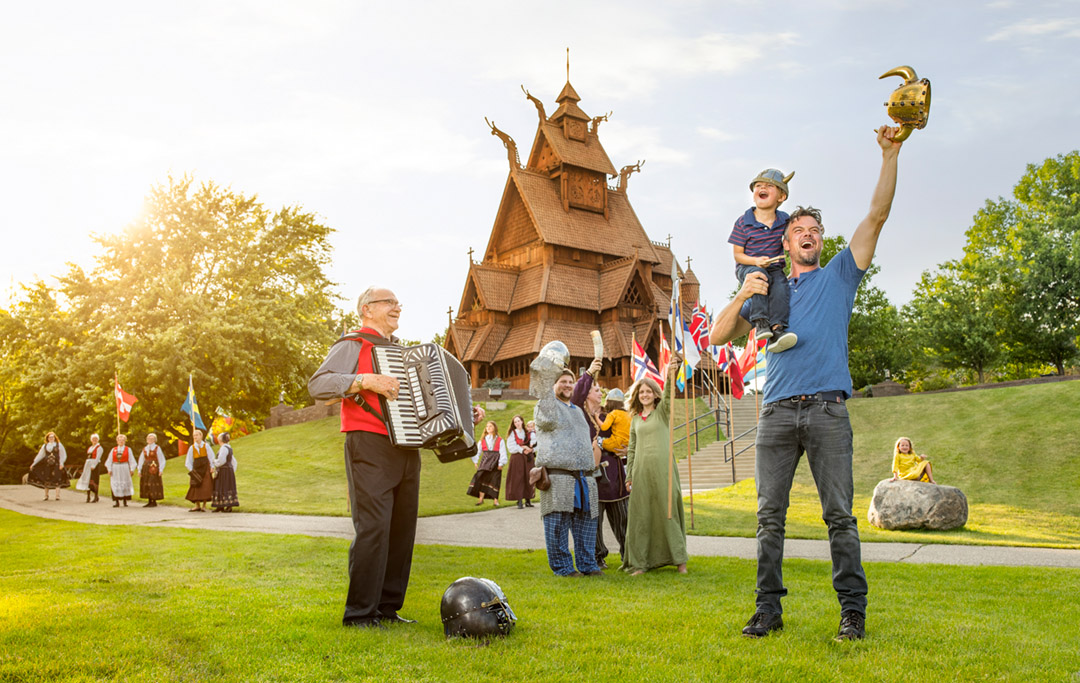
[113, 382, 1080, 548]
[2, 510, 1078, 682]
[144, 397, 715, 518]
[687, 381, 1080, 548]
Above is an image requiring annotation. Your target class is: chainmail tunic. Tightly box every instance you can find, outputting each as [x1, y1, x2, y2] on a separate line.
[533, 390, 598, 519]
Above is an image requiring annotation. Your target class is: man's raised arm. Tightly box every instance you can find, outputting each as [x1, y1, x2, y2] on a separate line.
[708, 272, 762, 346]
[850, 125, 903, 270]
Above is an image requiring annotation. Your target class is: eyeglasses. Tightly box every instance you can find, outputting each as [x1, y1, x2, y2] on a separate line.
[369, 299, 403, 308]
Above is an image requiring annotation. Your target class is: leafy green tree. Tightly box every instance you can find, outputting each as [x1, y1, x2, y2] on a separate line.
[7, 176, 340, 452]
[961, 152, 1080, 375]
[905, 260, 1004, 384]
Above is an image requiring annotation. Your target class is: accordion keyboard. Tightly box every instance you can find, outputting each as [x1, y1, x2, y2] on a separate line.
[373, 346, 424, 447]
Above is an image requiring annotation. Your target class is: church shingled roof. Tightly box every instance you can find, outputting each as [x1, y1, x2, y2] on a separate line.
[512, 169, 661, 263]
[470, 263, 520, 312]
[539, 122, 616, 175]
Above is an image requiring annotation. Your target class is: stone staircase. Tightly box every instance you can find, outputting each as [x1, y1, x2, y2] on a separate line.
[677, 395, 762, 492]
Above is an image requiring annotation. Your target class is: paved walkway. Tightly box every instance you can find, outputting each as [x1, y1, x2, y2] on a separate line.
[3, 485, 1079, 569]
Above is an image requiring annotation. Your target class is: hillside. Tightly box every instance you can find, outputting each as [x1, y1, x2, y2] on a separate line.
[133, 382, 1080, 546]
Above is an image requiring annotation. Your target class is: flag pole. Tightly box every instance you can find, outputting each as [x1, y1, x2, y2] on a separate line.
[687, 361, 696, 529]
[667, 286, 682, 520]
[190, 373, 196, 441]
[114, 371, 120, 436]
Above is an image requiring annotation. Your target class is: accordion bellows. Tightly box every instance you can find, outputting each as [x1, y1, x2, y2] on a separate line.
[372, 343, 478, 463]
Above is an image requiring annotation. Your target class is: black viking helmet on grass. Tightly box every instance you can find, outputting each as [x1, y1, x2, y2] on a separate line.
[440, 577, 516, 639]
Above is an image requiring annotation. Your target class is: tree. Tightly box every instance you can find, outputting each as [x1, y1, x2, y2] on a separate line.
[961, 152, 1080, 375]
[6, 176, 340, 452]
[905, 260, 1005, 384]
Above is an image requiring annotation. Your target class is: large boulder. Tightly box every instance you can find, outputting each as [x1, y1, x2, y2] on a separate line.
[867, 479, 968, 531]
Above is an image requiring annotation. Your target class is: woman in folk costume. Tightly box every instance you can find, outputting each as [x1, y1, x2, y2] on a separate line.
[467, 421, 507, 506]
[137, 433, 166, 507]
[76, 433, 104, 503]
[184, 429, 216, 512]
[29, 431, 69, 500]
[504, 415, 536, 509]
[104, 434, 137, 507]
[890, 436, 937, 484]
[622, 361, 688, 576]
[211, 432, 239, 512]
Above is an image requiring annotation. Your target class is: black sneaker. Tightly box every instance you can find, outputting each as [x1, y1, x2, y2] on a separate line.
[836, 610, 865, 640]
[753, 322, 774, 341]
[766, 330, 798, 353]
[742, 611, 783, 638]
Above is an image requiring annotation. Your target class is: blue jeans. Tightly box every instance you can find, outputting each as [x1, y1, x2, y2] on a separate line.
[736, 263, 789, 329]
[543, 510, 600, 575]
[753, 399, 867, 616]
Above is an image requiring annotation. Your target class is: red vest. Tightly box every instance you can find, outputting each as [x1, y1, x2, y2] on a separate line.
[339, 327, 389, 436]
[111, 446, 131, 463]
[482, 435, 502, 453]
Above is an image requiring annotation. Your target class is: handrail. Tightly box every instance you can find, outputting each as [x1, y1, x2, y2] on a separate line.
[669, 371, 758, 483]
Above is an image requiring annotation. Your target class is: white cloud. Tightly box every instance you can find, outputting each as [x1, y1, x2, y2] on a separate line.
[601, 121, 691, 166]
[697, 126, 741, 142]
[986, 17, 1080, 41]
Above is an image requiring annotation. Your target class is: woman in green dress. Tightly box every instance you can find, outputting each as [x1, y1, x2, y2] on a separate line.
[623, 362, 688, 575]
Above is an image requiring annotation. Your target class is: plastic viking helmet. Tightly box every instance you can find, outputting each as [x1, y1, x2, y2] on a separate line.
[879, 65, 931, 142]
[440, 577, 517, 639]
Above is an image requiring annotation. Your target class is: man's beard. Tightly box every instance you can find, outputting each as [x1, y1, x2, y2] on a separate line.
[791, 246, 821, 267]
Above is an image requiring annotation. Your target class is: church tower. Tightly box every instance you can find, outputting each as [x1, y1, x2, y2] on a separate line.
[445, 77, 687, 390]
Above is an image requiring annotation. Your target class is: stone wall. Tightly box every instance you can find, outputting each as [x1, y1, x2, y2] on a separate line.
[266, 401, 340, 429]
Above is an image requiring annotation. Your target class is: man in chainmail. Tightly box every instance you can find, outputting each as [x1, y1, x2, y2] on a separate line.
[534, 368, 603, 577]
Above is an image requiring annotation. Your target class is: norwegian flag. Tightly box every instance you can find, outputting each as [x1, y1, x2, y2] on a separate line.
[712, 344, 729, 371]
[632, 336, 665, 389]
[114, 375, 138, 423]
[689, 302, 710, 352]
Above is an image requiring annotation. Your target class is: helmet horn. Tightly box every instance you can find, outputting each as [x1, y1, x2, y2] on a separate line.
[783, 171, 794, 184]
[879, 65, 918, 84]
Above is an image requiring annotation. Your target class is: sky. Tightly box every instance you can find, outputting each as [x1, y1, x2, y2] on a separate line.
[2, 0, 1078, 343]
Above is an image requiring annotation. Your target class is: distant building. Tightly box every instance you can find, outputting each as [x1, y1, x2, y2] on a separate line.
[445, 77, 700, 390]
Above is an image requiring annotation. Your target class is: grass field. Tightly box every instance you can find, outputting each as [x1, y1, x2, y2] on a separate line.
[146, 396, 716, 518]
[105, 382, 1080, 548]
[2, 510, 1078, 682]
[687, 381, 1080, 548]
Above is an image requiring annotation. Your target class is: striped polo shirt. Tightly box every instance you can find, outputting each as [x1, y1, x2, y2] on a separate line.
[727, 207, 789, 259]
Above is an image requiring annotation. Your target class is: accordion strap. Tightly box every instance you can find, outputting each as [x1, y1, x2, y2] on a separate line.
[331, 331, 399, 426]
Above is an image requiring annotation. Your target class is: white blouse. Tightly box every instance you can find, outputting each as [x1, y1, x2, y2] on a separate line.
[471, 434, 508, 466]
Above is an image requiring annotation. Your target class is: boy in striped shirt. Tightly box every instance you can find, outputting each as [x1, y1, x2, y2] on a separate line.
[728, 168, 798, 353]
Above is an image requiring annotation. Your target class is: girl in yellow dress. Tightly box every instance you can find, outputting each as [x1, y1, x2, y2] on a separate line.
[890, 437, 936, 484]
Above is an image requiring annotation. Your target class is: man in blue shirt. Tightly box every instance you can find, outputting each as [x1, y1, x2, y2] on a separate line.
[710, 125, 903, 641]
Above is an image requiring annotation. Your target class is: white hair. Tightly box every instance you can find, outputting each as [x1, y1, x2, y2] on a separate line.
[356, 286, 390, 319]
[146, 433, 157, 441]
[90, 433, 99, 441]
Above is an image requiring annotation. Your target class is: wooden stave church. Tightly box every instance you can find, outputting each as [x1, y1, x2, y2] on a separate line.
[443, 78, 701, 391]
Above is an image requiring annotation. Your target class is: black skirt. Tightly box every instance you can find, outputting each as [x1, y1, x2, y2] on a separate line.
[29, 453, 69, 489]
[212, 467, 239, 508]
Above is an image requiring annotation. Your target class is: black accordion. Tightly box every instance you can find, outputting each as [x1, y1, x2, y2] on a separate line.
[371, 342, 477, 463]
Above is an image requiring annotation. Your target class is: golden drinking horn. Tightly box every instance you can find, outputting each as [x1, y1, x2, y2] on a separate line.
[879, 65, 931, 143]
